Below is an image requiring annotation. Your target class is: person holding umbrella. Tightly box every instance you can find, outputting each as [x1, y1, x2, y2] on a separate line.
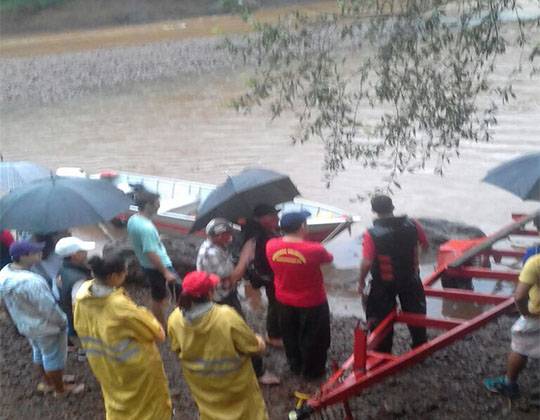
[244, 204, 284, 348]
[127, 190, 178, 328]
[0, 240, 83, 396]
[168, 271, 269, 420]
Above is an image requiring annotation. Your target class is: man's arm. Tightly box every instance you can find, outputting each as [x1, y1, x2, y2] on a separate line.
[227, 239, 256, 285]
[358, 258, 372, 295]
[146, 252, 176, 283]
[514, 281, 535, 317]
[358, 232, 374, 295]
[414, 220, 429, 253]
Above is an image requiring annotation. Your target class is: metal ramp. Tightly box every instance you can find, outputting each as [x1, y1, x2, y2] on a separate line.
[290, 210, 540, 419]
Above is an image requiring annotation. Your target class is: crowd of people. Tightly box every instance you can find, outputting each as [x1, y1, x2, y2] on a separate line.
[0, 195, 538, 419]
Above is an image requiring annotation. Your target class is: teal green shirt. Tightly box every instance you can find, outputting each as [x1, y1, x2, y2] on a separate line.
[127, 214, 172, 269]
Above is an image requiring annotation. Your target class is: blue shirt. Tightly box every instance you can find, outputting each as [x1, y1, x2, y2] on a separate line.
[522, 245, 540, 265]
[127, 214, 172, 269]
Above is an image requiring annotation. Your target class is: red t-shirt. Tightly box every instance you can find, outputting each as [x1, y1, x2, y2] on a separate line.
[266, 238, 333, 307]
[362, 219, 428, 260]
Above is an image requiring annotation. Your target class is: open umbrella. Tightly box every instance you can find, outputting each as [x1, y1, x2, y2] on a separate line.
[0, 176, 131, 233]
[190, 168, 300, 233]
[482, 152, 540, 201]
[0, 160, 50, 192]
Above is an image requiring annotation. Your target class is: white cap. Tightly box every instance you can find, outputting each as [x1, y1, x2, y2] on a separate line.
[55, 237, 95, 257]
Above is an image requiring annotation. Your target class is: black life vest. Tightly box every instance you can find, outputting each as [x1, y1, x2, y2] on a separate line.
[368, 216, 419, 283]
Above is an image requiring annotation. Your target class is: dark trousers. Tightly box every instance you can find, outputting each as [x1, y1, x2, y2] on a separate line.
[280, 301, 331, 379]
[366, 276, 427, 353]
[265, 281, 281, 339]
[218, 291, 264, 377]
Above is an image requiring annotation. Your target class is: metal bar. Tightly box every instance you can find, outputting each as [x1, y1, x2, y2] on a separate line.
[444, 267, 519, 281]
[512, 229, 539, 237]
[353, 327, 367, 372]
[308, 298, 515, 410]
[395, 312, 464, 330]
[422, 266, 447, 287]
[367, 310, 397, 351]
[448, 211, 540, 268]
[424, 287, 509, 304]
[366, 351, 398, 361]
[486, 249, 524, 259]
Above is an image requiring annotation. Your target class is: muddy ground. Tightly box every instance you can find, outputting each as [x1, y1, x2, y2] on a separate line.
[1, 281, 539, 420]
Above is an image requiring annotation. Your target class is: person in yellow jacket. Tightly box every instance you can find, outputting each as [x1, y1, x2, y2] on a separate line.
[74, 253, 172, 420]
[168, 271, 269, 420]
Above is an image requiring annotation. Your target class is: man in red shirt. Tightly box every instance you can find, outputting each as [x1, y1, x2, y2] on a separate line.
[358, 195, 428, 353]
[266, 211, 334, 379]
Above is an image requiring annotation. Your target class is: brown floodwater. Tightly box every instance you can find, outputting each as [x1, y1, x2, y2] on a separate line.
[1, 11, 539, 318]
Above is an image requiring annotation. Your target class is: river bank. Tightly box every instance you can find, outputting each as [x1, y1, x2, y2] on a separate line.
[1, 282, 539, 420]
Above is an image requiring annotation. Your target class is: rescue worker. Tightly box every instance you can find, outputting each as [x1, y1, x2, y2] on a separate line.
[244, 204, 283, 347]
[168, 271, 269, 420]
[74, 253, 172, 420]
[266, 211, 334, 379]
[358, 195, 429, 353]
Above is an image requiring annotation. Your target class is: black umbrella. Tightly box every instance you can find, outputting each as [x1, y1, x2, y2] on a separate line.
[0, 160, 50, 192]
[482, 152, 540, 201]
[190, 168, 300, 233]
[0, 176, 132, 233]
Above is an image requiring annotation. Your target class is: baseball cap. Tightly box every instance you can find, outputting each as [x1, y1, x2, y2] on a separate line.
[181, 271, 220, 298]
[9, 240, 45, 259]
[205, 218, 234, 236]
[55, 237, 95, 257]
[371, 195, 394, 214]
[253, 204, 279, 217]
[279, 210, 311, 233]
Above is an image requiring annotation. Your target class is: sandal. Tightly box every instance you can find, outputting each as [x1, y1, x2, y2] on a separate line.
[37, 382, 55, 393]
[63, 374, 76, 383]
[54, 383, 85, 397]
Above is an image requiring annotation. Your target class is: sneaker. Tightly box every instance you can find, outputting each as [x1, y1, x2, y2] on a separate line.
[483, 376, 520, 399]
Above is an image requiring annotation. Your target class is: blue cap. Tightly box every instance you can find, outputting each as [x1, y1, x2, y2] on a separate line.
[280, 211, 311, 232]
[9, 240, 45, 259]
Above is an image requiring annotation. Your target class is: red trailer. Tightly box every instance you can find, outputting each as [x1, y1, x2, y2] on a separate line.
[289, 211, 540, 419]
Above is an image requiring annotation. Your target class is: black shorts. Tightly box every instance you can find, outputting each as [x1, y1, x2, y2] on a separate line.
[143, 268, 180, 301]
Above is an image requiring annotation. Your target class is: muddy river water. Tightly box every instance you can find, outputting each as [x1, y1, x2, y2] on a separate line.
[1, 6, 539, 319]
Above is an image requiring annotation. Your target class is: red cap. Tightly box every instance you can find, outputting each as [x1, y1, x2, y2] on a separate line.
[181, 271, 220, 298]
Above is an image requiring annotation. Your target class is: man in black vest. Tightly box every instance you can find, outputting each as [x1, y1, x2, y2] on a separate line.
[358, 195, 428, 353]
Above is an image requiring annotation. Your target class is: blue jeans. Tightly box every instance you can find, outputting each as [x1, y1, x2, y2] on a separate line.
[29, 329, 68, 372]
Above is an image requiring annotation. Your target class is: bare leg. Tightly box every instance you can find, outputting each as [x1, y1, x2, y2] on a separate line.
[506, 351, 527, 383]
[151, 298, 168, 329]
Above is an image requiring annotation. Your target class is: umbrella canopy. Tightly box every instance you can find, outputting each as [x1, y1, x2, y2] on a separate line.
[190, 168, 300, 233]
[482, 152, 540, 201]
[0, 161, 50, 192]
[0, 176, 132, 233]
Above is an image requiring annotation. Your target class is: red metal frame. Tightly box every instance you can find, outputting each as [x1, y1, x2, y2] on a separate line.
[294, 211, 540, 419]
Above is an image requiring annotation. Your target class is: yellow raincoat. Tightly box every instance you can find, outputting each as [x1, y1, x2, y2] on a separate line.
[74, 281, 171, 420]
[168, 304, 268, 420]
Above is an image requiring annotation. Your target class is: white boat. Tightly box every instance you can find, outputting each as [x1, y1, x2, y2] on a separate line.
[93, 170, 358, 243]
